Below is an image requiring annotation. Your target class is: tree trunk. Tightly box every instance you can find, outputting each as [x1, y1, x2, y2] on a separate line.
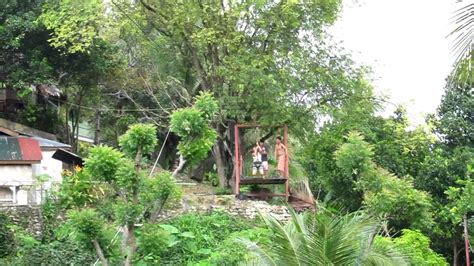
[94, 109, 101, 145]
[124, 225, 136, 266]
[92, 239, 109, 266]
[124, 148, 142, 265]
[172, 155, 186, 177]
[453, 240, 459, 266]
[213, 140, 226, 187]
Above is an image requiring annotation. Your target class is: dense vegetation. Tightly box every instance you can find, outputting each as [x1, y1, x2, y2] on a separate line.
[0, 0, 472, 265]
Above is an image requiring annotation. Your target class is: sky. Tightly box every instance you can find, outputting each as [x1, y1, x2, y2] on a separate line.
[330, 0, 458, 125]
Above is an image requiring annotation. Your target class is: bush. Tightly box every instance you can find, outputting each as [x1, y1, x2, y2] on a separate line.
[0, 213, 15, 258]
[17, 240, 96, 265]
[202, 227, 272, 265]
[375, 229, 448, 265]
[156, 211, 256, 264]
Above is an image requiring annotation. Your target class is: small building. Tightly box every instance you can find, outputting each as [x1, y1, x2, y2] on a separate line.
[0, 119, 82, 205]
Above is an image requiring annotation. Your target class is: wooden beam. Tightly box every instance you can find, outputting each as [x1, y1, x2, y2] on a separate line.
[284, 124, 289, 200]
[240, 178, 288, 185]
[234, 124, 240, 195]
[0, 127, 18, 137]
[236, 124, 284, 129]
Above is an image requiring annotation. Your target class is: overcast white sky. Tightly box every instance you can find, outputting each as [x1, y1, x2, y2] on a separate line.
[330, 0, 458, 125]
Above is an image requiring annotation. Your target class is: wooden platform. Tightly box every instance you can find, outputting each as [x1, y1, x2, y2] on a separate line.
[239, 177, 288, 185]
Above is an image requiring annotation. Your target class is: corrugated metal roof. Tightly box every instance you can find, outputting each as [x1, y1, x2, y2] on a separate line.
[0, 137, 42, 162]
[32, 137, 70, 149]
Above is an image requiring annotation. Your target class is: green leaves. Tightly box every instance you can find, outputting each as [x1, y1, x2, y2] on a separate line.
[335, 131, 433, 230]
[170, 92, 218, 165]
[66, 209, 108, 243]
[140, 171, 182, 212]
[247, 209, 409, 266]
[39, 0, 106, 54]
[119, 123, 158, 159]
[84, 146, 123, 183]
[375, 230, 448, 266]
[445, 178, 474, 224]
[436, 80, 474, 147]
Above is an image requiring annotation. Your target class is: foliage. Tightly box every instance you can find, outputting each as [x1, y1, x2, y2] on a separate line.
[201, 227, 272, 265]
[140, 171, 183, 216]
[57, 169, 95, 208]
[0, 213, 16, 258]
[244, 209, 408, 265]
[170, 92, 218, 165]
[15, 239, 96, 266]
[375, 229, 448, 266]
[84, 145, 123, 183]
[335, 131, 433, 230]
[53, 124, 183, 265]
[436, 80, 473, 147]
[156, 211, 254, 264]
[119, 123, 158, 159]
[65, 209, 110, 249]
[39, 0, 107, 54]
[445, 177, 474, 224]
[136, 223, 170, 264]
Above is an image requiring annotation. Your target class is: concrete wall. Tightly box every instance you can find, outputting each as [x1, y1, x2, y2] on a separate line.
[0, 165, 33, 205]
[0, 151, 63, 205]
[0, 165, 34, 185]
[1, 150, 64, 206]
[32, 150, 63, 184]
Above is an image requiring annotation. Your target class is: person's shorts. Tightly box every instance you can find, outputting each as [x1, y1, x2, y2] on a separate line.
[252, 161, 262, 171]
[252, 161, 263, 175]
[261, 160, 268, 171]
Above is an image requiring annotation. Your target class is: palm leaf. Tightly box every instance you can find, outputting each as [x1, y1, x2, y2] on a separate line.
[449, 2, 473, 83]
[243, 209, 409, 266]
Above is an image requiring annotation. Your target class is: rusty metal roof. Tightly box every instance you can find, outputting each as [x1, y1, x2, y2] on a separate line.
[0, 137, 42, 162]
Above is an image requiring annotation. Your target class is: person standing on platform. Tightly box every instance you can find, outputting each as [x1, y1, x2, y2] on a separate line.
[275, 136, 287, 177]
[258, 139, 269, 177]
[252, 141, 263, 176]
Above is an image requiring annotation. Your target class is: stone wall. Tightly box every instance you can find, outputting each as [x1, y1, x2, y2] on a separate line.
[159, 194, 291, 222]
[0, 205, 42, 237]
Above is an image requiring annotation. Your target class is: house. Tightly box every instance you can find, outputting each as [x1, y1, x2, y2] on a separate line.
[0, 119, 82, 205]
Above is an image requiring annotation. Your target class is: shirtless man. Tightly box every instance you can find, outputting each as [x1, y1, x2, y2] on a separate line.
[274, 136, 288, 177]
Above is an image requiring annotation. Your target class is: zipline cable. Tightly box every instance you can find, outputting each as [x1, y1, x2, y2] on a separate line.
[149, 129, 171, 176]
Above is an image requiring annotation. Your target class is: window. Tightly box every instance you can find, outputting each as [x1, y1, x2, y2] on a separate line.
[0, 187, 13, 201]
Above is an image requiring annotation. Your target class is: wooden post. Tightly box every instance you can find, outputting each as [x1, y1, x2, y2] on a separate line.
[464, 213, 471, 266]
[234, 125, 240, 195]
[283, 125, 289, 200]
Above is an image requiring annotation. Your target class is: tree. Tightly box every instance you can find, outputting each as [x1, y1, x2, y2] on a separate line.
[375, 229, 448, 266]
[170, 92, 218, 178]
[334, 131, 433, 230]
[60, 124, 182, 265]
[107, 0, 372, 183]
[436, 81, 473, 147]
[66, 209, 112, 266]
[243, 209, 408, 265]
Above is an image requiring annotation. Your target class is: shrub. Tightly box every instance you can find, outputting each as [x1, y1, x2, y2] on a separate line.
[157, 211, 256, 264]
[0, 213, 15, 258]
[375, 229, 448, 265]
[17, 240, 96, 265]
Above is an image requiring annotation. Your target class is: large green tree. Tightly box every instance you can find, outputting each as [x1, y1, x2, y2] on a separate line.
[104, 0, 372, 185]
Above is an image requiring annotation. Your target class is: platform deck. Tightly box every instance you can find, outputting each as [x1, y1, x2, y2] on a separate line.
[239, 177, 287, 185]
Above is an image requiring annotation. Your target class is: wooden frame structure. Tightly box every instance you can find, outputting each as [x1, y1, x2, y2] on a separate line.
[234, 124, 289, 200]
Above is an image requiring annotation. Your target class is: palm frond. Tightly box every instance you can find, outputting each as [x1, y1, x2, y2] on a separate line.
[243, 209, 409, 266]
[449, 2, 473, 83]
